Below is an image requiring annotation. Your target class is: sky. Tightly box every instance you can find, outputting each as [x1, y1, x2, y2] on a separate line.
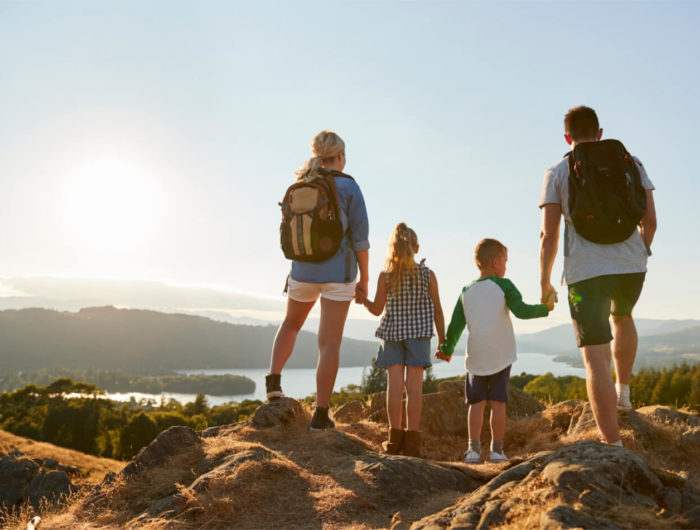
[1, 1, 699, 334]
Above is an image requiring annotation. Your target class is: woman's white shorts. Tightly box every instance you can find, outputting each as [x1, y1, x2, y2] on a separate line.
[287, 277, 356, 302]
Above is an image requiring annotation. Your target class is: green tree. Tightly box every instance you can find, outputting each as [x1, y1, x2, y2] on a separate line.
[118, 411, 160, 459]
[361, 359, 387, 394]
[422, 366, 438, 394]
[42, 398, 104, 454]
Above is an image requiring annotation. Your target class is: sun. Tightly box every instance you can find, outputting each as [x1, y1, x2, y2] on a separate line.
[63, 158, 166, 251]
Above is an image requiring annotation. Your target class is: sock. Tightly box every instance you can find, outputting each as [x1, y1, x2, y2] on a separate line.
[491, 441, 504, 453]
[315, 406, 329, 419]
[616, 383, 631, 405]
[468, 439, 481, 453]
[609, 439, 623, 447]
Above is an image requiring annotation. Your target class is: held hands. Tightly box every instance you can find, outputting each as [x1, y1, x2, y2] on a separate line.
[435, 349, 451, 362]
[355, 281, 368, 305]
[541, 283, 558, 311]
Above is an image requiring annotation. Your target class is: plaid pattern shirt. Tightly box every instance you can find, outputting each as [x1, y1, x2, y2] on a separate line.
[376, 263, 434, 341]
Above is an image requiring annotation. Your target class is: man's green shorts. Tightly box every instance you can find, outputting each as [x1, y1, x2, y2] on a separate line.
[568, 272, 646, 347]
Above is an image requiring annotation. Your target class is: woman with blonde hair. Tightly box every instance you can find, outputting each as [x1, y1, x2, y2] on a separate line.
[267, 130, 370, 431]
[358, 223, 445, 457]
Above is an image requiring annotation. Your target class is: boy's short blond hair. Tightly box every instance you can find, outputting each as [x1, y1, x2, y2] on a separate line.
[474, 238, 507, 270]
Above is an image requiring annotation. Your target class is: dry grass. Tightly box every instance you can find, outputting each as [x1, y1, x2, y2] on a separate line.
[0, 429, 124, 485]
[6, 400, 699, 529]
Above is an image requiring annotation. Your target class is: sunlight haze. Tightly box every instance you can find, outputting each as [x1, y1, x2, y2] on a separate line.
[1, 1, 698, 333]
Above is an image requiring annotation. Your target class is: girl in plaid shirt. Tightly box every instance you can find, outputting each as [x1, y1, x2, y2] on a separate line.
[359, 223, 445, 457]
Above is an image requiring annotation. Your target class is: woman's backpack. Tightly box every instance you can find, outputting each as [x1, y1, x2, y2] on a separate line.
[279, 169, 354, 262]
[567, 139, 647, 244]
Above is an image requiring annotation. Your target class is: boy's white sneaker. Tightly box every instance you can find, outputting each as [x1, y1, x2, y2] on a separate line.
[489, 450, 508, 463]
[463, 450, 481, 463]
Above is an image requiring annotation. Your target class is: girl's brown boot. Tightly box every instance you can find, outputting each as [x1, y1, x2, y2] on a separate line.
[402, 430, 422, 458]
[381, 428, 405, 455]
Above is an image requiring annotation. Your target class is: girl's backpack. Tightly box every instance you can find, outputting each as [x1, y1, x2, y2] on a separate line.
[567, 139, 647, 245]
[279, 169, 354, 262]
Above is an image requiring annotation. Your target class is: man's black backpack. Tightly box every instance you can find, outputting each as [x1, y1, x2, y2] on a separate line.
[279, 169, 353, 262]
[567, 139, 647, 244]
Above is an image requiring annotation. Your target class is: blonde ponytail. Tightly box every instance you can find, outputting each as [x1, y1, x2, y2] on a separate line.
[384, 223, 419, 293]
[295, 130, 345, 182]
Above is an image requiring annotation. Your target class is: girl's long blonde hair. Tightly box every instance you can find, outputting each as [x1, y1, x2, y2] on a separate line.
[295, 130, 345, 182]
[384, 223, 419, 293]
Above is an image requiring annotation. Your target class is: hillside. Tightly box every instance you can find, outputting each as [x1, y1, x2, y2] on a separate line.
[0, 307, 377, 372]
[516, 318, 700, 353]
[7, 387, 699, 529]
[0, 430, 123, 485]
[553, 324, 700, 368]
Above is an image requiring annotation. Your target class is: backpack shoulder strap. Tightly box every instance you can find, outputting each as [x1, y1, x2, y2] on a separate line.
[324, 168, 355, 182]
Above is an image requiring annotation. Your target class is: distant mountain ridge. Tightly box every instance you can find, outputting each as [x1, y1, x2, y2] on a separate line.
[0, 306, 378, 372]
[548, 321, 700, 368]
[515, 318, 700, 353]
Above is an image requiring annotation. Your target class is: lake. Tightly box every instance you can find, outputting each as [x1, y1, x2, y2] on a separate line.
[104, 353, 586, 406]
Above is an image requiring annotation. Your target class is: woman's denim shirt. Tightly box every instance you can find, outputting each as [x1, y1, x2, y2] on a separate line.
[290, 174, 370, 284]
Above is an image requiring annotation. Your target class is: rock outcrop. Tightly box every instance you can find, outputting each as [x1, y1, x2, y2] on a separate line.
[334, 382, 545, 437]
[413, 440, 700, 529]
[0, 450, 77, 514]
[27, 388, 700, 529]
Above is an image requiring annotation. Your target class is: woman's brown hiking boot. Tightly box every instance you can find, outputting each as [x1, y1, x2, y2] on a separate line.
[381, 428, 405, 455]
[402, 430, 422, 458]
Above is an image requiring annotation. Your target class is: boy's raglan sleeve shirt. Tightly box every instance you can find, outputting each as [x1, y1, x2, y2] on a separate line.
[493, 278, 549, 319]
[440, 288, 467, 356]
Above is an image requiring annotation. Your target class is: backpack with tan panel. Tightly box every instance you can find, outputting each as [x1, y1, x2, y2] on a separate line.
[279, 169, 353, 262]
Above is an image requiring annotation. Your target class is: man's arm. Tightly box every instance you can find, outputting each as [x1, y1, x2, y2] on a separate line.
[540, 204, 562, 304]
[640, 189, 657, 249]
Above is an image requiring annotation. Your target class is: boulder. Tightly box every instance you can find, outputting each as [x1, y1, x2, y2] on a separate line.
[337, 453, 483, 510]
[437, 380, 464, 394]
[421, 390, 468, 437]
[0, 451, 39, 509]
[190, 447, 274, 493]
[566, 402, 655, 445]
[365, 383, 544, 434]
[681, 427, 700, 447]
[566, 401, 597, 435]
[334, 400, 368, 424]
[26, 470, 74, 508]
[42, 458, 59, 469]
[412, 440, 700, 529]
[251, 397, 306, 429]
[637, 406, 700, 428]
[121, 426, 202, 478]
[367, 392, 388, 423]
[0, 451, 78, 513]
[506, 385, 546, 418]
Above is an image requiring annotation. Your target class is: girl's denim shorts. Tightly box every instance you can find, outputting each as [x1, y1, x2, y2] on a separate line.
[375, 338, 432, 368]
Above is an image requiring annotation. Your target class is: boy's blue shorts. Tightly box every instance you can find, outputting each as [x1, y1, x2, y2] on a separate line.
[375, 338, 432, 368]
[465, 365, 511, 404]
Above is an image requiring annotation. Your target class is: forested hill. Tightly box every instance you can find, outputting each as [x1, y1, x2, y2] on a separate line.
[0, 307, 377, 372]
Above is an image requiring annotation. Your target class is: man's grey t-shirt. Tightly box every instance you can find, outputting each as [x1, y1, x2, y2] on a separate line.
[539, 154, 655, 286]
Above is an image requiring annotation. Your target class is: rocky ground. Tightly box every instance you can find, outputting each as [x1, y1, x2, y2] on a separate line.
[3, 382, 700, 529]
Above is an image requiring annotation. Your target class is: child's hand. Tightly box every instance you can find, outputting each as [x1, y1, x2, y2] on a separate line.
[545, 290, 558, 311]
[435, 350, 451, 362]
